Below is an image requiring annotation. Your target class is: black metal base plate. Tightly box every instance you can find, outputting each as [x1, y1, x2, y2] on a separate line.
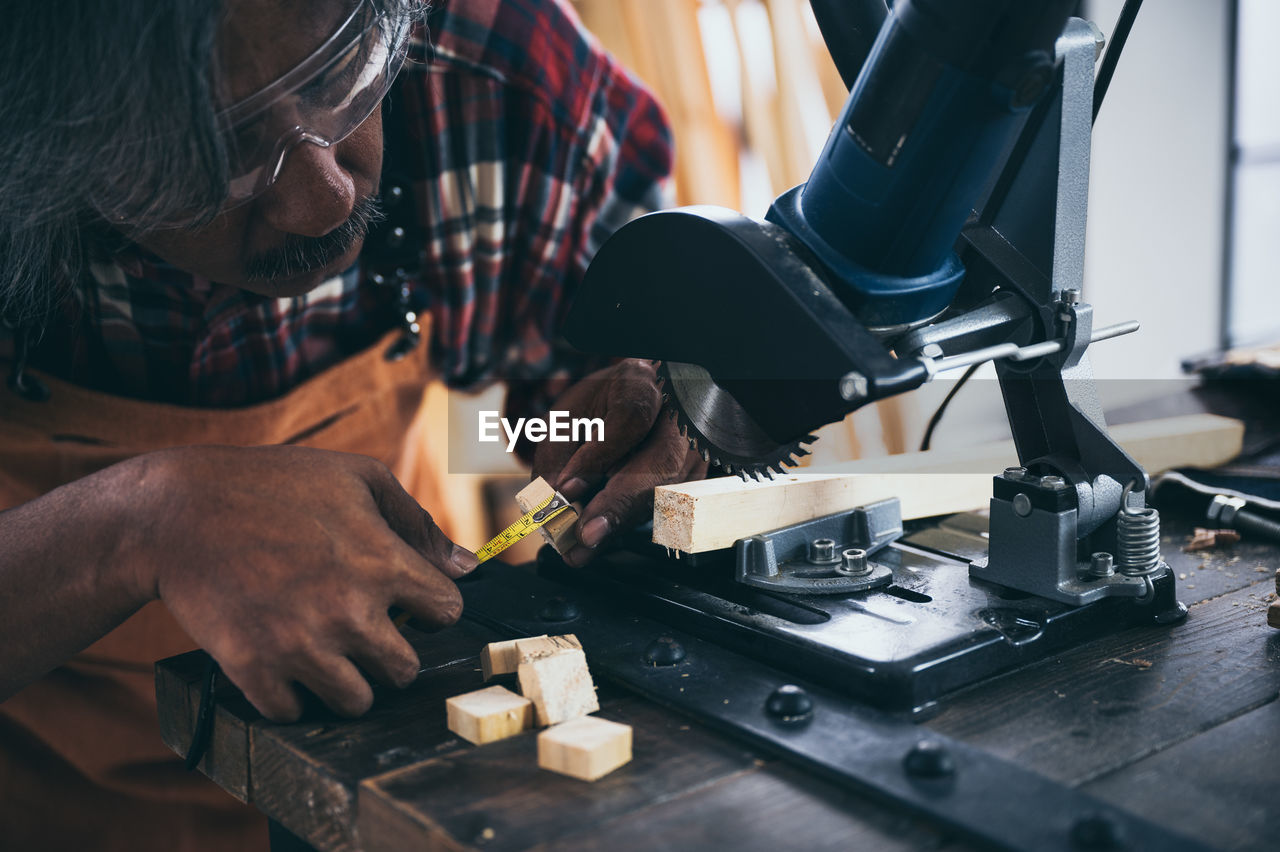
[541, 512, 1184, 716]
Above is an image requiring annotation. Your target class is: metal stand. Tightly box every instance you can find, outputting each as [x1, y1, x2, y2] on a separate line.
[963, 19, 1182, 613]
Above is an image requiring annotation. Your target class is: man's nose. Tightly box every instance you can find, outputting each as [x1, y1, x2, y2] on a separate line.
[257, 140, 356, 237]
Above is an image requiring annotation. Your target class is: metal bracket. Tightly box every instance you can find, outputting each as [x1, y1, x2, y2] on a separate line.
[735, 499, 902, 594]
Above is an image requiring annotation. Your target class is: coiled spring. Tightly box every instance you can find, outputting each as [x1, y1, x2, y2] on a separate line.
[1117, 482, 1162, 576]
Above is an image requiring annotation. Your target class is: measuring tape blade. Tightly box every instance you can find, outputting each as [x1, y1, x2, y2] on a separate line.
[475, 493, 571, 564]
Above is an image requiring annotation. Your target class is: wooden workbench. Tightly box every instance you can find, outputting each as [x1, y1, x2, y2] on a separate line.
[156, 504, 1279, 852]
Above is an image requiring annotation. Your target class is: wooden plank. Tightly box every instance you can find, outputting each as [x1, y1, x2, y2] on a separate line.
[654, 414, 1245, 553]
[1082, 699, 1280, 852]
[154, 648, 260, 803]
[543, 760, 974, 852]
[928, 579, 1280, 786]
[247, 621, 502, 852]
[357, 699, 760, 852]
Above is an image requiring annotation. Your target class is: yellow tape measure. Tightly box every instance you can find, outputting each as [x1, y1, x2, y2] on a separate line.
[392, 492, 571, 628]
[475, 493, 571, 564]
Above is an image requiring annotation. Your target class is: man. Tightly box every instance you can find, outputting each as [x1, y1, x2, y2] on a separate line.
[0, 0, 703, 847]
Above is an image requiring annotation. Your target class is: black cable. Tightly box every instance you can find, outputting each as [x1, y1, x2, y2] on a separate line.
[1092, 0, 1144, 123]
[919, 362, 982, 452]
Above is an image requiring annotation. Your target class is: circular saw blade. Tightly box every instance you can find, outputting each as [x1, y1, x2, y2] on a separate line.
[658, 361, 817, 480]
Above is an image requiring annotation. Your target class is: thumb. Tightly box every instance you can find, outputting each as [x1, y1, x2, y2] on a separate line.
[360, 459, 478, 579]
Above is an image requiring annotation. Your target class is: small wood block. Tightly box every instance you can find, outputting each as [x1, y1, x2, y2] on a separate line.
[537, 716, 633, 781]
[516, 636, 598, 726]
[445, 686, 534, 746]
[514, 634, 582, 661]
[481, 636, 547, 680]
[516, 476, 579, 554]
[1268, 600, 1280, 630]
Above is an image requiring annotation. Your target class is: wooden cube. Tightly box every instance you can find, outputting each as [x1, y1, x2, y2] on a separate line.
[481, 636, 547, 681]
[516, 477, 579, 554]
[514, 634, 582, 661]
[445, 686, 534, 745]
[516, 635, 598, 726]
[538, 716, 632, 781]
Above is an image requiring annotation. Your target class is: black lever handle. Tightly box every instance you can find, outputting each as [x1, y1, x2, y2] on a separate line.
[808, 0, 888, 90]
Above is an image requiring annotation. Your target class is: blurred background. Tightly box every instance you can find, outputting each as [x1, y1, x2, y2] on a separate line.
[434, 0, 1275, 558]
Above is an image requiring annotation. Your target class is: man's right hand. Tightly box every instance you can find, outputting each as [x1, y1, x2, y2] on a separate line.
[127, 445, 476, 722]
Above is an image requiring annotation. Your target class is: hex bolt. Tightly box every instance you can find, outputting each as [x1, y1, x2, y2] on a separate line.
[903, 740, 955, 779]
[1070, 813, 1124, 850]
[765, 684, 813, 723]
[839, 371, 869, 403]
[1040, 475, 1068, 490]
[1090, 552, 1115, 578]
[643, 636, 687, 666]
[836, 548, 871, 577]
[808, 538, 838, 564]
[1004, 466, 1027, 480]
[537, 597, 582, 623]
[1012, 493, 1033, 517]
[920, 343, 944, 359]
[1060, 288, 1082, 306]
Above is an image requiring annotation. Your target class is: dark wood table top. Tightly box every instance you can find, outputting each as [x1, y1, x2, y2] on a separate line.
[156, 502, 1280, 852]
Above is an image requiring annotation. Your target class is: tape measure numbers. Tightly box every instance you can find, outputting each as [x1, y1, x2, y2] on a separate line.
[475, 493, 571, 564]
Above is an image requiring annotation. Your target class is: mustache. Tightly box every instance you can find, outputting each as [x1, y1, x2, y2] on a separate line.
[244, 196, 386, 283]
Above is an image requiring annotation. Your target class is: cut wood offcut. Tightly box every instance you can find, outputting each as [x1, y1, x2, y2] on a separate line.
[517, 476, 579, 554]
[516, 634, 597, 726]
[445, 686, 533, 745]
[538, 715, 633, 781]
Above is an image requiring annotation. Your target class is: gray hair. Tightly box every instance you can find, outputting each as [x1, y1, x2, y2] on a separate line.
[0, 1, 229, 328]
[0, 0, 429, 330]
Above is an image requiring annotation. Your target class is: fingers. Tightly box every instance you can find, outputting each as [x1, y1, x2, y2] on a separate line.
[359, 458, 478, 579]
[294, 653, 376, 719]
[549, 361, 663, 498]
[384, 535, 464, 632]
[561, 415, 694, 567]
[224, 662, 305, 724]
[347, 618, 421, 689]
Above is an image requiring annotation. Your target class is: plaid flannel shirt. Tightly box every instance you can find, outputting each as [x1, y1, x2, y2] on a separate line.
[14, 0, 673, 408]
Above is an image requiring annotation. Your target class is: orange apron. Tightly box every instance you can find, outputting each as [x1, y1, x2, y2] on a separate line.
[0, 325, 446, 851]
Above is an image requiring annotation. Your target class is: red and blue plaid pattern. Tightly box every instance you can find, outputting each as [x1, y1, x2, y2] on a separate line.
[15, 0, 673, 407]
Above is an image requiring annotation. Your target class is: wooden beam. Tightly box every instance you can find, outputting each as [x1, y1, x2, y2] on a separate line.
[653, 413, 1245, 553]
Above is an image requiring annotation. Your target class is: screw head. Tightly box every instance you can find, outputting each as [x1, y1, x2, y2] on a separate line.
[903, 740, 955, 779]
[1004, 466, 1027, 480]
[836, 548, 871, 577]
[807, 538, 838, 564]
[1013, 493, 1033, 517]
[839, 371, 869, 403]
[643, 636, 686, 666]
[1070, 813, 1124, 849]
[920, 343, 944, 359]
[765, 684, 813, 722]
[1090, 552, 1115, 578]
[1040, 475, 1068, 490]
[387, 226, 407, 248]
[537, 597, 582, 623]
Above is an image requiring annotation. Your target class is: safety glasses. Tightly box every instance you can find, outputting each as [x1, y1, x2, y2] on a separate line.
[217, 0, 414, 211]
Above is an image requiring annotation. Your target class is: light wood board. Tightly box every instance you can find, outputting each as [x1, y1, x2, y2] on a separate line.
[653, 413, 1245, 553]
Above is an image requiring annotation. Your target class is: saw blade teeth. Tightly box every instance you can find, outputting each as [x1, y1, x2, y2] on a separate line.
[700, 447, 710, 462]
[761, 468, 775, 480]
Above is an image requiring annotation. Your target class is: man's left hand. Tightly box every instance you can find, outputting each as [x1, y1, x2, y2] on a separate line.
[531, 359, 707, 565]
